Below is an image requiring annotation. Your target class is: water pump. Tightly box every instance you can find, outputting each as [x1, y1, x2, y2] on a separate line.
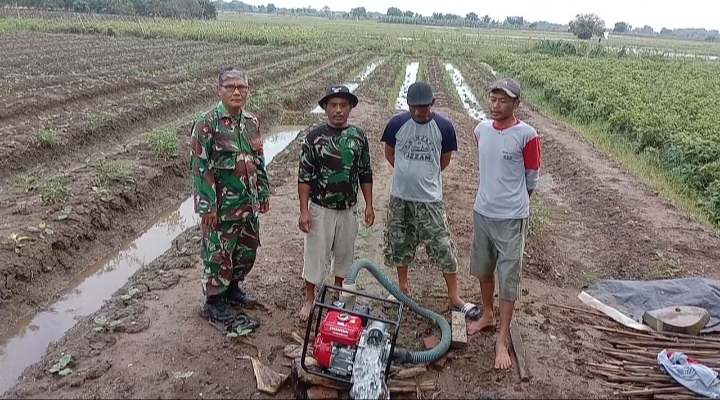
[313, 310, 393, 378]
[300, 259, 452, 400]
[301, 288, 406, 399]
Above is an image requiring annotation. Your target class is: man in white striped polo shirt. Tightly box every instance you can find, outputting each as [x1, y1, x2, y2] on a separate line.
[468, 78, 541, 371]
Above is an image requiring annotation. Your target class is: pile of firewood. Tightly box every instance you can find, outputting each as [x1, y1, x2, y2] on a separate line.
[588, 325, 720, 399]
[279, 330, 438, 399]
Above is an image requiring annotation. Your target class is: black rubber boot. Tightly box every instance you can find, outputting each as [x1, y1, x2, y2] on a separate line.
[204, 294, 234, 321]
[225, 279, 257, 306]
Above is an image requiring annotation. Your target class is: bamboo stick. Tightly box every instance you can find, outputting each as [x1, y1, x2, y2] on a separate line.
[595, 325, 720, 343]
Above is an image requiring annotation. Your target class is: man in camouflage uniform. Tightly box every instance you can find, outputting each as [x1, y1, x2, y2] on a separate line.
[190, 67, 270, 323]
[297, 85, 374, 321]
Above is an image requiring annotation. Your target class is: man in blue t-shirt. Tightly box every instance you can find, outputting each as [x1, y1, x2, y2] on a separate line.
[380, 81, 480, 320]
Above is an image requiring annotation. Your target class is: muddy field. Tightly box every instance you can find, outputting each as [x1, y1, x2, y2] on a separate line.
[3, 32, 720, 400]
[0, 31, 370, 334]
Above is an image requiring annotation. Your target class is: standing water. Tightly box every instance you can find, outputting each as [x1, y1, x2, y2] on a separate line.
[350, 343, 388, 400]
[394, 62, 419, 111]
[444, 63, 487, 121]
[311, 60, 384, 114]
[0, 125, 307, 394]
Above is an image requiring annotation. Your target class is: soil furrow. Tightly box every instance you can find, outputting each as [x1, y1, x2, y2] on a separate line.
[0, 48, 328, 180]
[0, 44, 313, 122]
[0, 43, 230, 93]
[423, 57, 455, 108]
[355, 54, 403, 107]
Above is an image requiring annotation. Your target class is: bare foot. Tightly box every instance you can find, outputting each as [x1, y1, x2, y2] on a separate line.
[467, 313, 496, 335]
[298, 301, 313, 322]
[494, 339, 513, 370]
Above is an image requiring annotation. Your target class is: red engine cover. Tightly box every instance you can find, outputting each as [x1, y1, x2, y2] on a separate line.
[313, 311, 363, 368]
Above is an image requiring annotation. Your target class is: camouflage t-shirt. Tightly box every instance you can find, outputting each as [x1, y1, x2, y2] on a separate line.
[190, 102, 270, 222]
[298, 124, 372, 210]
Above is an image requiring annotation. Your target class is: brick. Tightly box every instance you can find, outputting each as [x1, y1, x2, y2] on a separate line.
[423, 335, 448, 369]
[306, 386, 339, 399]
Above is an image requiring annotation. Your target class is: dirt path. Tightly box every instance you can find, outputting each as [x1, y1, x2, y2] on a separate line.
[7, 54, 720, 400]
[517, 104, 720, 283]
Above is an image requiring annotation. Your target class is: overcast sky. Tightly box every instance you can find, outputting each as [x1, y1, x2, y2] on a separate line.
[241, 0, 718, 31]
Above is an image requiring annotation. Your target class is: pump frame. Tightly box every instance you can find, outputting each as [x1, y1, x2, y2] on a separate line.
[300, 283, 405, 385]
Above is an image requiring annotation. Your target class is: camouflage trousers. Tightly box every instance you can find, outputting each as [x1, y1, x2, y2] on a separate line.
[383, 196, 458, 273]
[201, 214, 260, 297]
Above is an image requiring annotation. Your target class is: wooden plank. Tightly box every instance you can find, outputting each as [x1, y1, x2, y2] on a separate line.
[510, 319, 531, 382]
[451, 311, 468, 349]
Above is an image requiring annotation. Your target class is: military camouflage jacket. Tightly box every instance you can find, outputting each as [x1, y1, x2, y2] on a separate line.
[298, 123, 372, 210]
[190, 102, 269, 221]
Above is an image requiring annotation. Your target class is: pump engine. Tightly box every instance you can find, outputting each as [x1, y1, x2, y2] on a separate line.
[313, 309, 392, 379]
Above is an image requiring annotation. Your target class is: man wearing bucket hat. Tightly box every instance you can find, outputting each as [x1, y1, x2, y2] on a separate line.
[297, 85, 375, 321]
[380, 81, 481, 320]
[467, 77, 541, 371]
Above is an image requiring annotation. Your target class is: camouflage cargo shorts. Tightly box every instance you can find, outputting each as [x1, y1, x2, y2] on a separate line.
[383, 196, 458, 273]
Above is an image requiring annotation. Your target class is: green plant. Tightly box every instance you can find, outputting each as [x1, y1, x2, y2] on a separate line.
[93, 314, 123, 332]
[3, 233, 30, 254]
[38, 221, 55, 238]
[94, 160, 135, 185]
[147, 128, 179, 158]
[49, 354, 73, 376]
[121, 288, 140, 301]
[91, 185, 109, 200]
[173, 371, 194, 389]
[41, 175, 69, 203]
[58, 205, 73, 220]
[33, 128, 62, 148]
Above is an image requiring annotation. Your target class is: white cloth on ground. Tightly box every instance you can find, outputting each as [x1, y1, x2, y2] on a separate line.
[657, 348, 720, 399]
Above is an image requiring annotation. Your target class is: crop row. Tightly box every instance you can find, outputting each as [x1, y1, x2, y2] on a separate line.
[0, 14, 508, 55]
[0, 38, 222, 80]
[487, 51, 720, 224]
[5, 50, 369, 218]
[0, 47, 349, 179]
[0, 44, 315, 120]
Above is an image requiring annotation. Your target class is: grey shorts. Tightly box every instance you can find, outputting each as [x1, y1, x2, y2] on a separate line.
[302, 202, 359, 286]
[470, 211, 528, 302]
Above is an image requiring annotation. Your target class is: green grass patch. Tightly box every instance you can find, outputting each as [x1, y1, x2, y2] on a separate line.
[147, 128, 179, 159]
[41, 175, 69, 203]
[93, 160, 135, 186]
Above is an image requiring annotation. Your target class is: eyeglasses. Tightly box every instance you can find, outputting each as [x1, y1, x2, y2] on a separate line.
[222, 84, 250, 93]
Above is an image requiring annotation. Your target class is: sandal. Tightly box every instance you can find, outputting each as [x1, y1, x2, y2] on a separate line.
[383, 293, 410, 309]
[449, 302, 481, 320]
[208, 311, 261, 335]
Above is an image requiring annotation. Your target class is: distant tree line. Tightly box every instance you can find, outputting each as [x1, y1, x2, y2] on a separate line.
[2, 0, 718, 42]
[0, 0, 217, 19]
[216, 1, 718, 42]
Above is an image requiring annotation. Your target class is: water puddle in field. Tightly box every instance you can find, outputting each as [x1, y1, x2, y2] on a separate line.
[395, 61, 419, 111]
[310, 60, 384, 114]
[444, 63, 487, 121]
[0, 125, 307, 394]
